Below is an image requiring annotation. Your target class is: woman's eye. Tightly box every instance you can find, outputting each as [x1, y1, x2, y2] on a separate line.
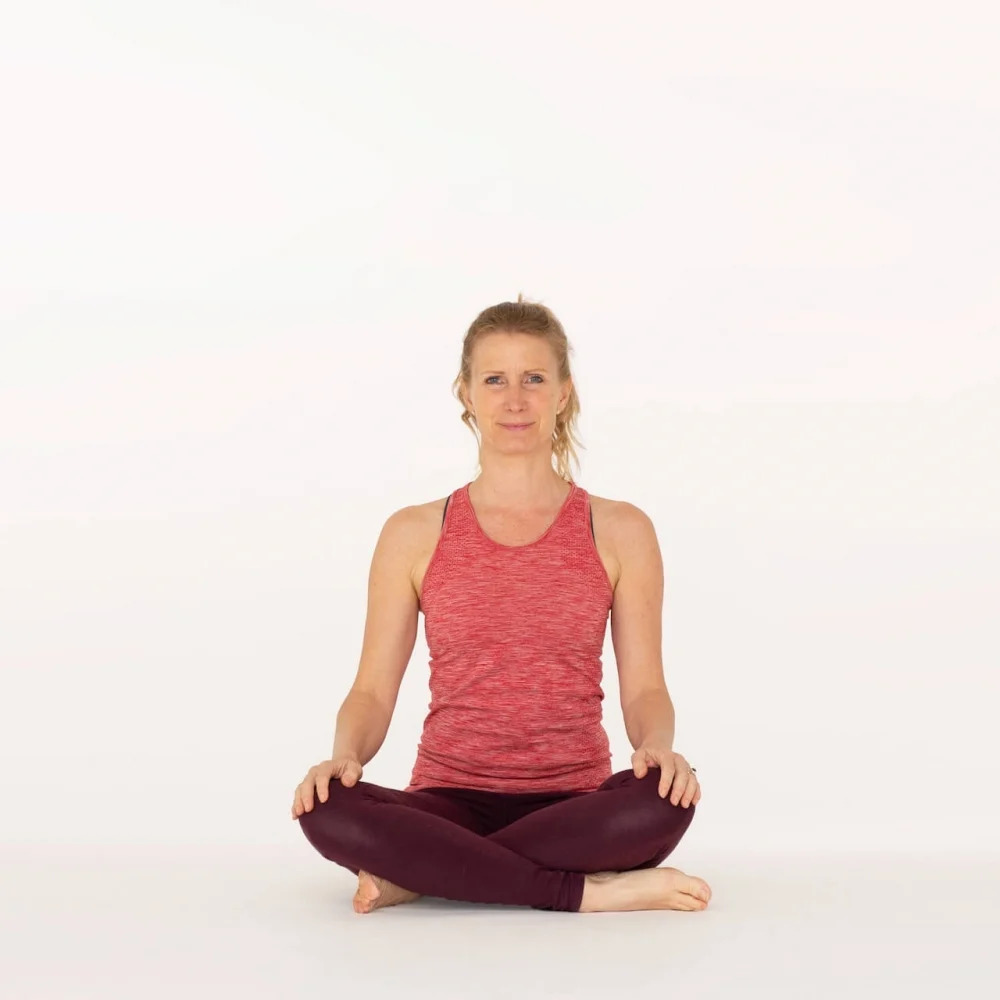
[485, 376, 543, 384]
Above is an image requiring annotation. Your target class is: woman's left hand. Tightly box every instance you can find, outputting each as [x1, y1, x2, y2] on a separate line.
[632, 746, 701, 806]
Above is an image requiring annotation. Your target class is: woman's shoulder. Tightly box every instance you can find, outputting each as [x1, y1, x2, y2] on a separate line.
[586, 491, 648, 528]
[389, 493, 451, 545]
[586, 492, 660, 565]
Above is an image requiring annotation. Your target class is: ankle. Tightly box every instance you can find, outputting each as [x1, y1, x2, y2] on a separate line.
[579, 873, 613, 913]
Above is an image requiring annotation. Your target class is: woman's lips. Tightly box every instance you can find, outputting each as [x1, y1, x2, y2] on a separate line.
[501, 423, 532, 429]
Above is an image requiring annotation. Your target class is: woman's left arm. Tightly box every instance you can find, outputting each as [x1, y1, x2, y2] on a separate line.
[610, 503, 701, 807]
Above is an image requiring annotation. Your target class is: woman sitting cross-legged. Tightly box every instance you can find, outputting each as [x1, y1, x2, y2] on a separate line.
[291, 295, 711, 915]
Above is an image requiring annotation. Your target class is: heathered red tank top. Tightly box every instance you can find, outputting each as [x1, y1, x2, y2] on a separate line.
[404, 480, 615, 794]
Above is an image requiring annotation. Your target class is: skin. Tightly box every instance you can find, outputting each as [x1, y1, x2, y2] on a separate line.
[304, 330, 713, 914]
[458, 329, 576, 513]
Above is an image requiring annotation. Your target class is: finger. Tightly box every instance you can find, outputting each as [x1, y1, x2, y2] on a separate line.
[658, 768, 674, 798]
[666, 756, 689, 802]
[317, 772, 331, 803]
[681, 777, 699, 808]
[301, 775, 316, 812]
[674, 773, 698, 808]
[670, 772, 689, 805]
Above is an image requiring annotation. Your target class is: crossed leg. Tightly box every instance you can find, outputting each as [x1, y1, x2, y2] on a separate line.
[486, 767, 695, 872]
[298, 768, 697, 912]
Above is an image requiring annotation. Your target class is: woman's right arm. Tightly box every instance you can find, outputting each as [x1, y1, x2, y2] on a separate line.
[336, 505, 421, 759]
[293, 507, 421, 816]
[330, 690, 393, 767]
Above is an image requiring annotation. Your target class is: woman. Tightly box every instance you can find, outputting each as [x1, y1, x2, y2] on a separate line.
[292, 296, 712, 914]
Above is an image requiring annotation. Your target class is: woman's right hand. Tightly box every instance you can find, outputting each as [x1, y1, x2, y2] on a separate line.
[291, 756, 363, 819]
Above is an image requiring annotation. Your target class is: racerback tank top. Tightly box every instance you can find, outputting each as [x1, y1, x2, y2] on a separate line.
[405, 480, 615, 794]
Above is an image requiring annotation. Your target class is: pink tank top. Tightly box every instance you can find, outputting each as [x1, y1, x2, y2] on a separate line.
[404, 480, 615, 794]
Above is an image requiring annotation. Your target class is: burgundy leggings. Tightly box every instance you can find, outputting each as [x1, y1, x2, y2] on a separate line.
[297, 766, 696, 912]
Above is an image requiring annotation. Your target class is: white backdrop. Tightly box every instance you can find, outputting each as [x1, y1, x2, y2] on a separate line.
[1, 2, 997, 856]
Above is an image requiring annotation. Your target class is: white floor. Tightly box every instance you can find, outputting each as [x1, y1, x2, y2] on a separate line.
[1, 845, 996, 999]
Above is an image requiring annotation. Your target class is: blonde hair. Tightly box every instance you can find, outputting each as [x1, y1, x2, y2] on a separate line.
[452, 293, 584, 483]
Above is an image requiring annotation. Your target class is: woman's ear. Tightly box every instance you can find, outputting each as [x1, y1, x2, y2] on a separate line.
[558, 380, 572, 413]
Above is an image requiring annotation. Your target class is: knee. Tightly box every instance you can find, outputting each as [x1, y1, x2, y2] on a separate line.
[609, 768, 697, 830]
[297, 778, 362, 853]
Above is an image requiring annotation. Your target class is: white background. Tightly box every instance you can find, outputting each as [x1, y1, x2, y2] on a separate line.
[2, 1, 998, 858]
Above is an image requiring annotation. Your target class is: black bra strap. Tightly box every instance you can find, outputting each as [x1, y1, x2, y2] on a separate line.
[441, 494, 450, 526]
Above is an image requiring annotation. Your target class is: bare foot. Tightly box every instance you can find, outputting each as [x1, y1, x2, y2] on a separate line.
[579, 866, 712, 913]
[353, 870, 422, 914]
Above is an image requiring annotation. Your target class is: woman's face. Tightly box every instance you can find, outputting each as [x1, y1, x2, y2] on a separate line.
[463, 331, 570, 452]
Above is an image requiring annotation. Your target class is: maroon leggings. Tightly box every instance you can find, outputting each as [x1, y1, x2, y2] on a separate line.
[297, 766, 696, 912]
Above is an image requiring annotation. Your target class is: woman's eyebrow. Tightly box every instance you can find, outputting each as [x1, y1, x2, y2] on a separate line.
[481, 368, 548, 374]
